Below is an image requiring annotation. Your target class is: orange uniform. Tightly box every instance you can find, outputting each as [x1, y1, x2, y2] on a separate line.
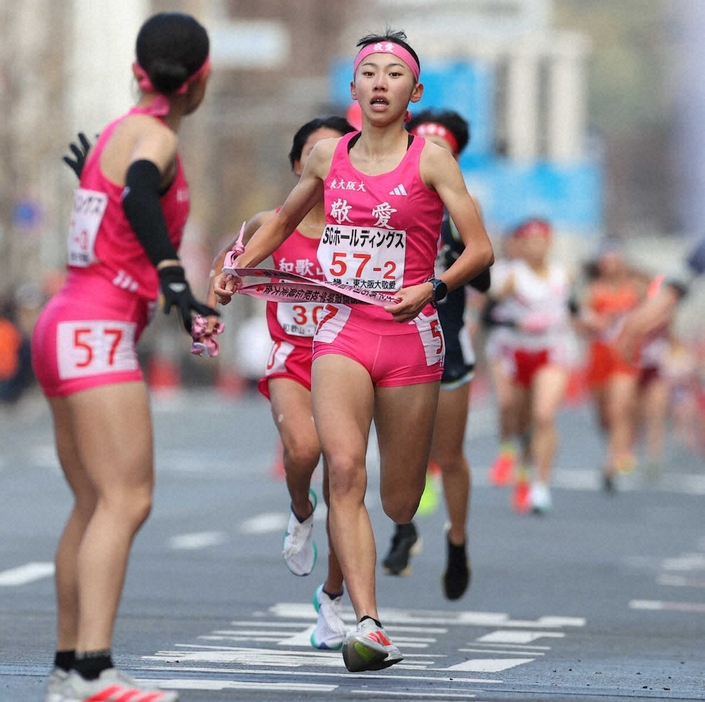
[586, 282, 640, 387]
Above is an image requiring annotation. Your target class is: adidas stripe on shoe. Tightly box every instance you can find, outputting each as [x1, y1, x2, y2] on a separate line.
[56, 668, 178, 701]
[342, 617, 403, 672]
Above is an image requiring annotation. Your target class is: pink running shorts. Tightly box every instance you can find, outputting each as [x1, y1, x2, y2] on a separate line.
[258, 340, 313, 399]
[32, 273, 152, 397]
[312, 305, 444, 387]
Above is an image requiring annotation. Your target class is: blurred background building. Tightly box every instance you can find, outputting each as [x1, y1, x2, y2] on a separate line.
[0, 0, 702, 389]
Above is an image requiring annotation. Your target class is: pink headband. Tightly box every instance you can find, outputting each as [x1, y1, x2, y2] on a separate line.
[411, 123, 459, 154]
[353, 42, 420, 82]
[513, 219, 552, 239]
[133, 56, 211, 116]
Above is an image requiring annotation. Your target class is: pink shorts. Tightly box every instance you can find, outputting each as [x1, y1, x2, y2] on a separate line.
[312, 305, 444, 387]
[32, 273, 152, 397]
[258, 339, 313, 400]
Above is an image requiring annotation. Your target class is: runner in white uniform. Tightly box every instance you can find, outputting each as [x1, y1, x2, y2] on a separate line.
[488, 219, 574, 513]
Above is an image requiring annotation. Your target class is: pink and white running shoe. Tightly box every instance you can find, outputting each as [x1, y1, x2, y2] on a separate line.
[56, 668, 178, 702]
[342, 617, 403, 672]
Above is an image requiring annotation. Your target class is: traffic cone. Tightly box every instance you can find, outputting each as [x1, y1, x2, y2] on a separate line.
[216, 367, 246, 398]
[147, 354, 181, 392]
[270, 440, 285, 481]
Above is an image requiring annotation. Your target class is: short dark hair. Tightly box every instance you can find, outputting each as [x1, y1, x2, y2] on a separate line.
[355, 28, 420, 73]
[407, 109, 471, 155]
[136, 12, 209, 96]
[288, 116, 356, 169]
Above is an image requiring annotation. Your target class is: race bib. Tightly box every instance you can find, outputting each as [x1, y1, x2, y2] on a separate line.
[318, 224, 406, 292]
[57, 320, 138, 380]
[276, 302, 326, 337]
[312, 304, 352, 345]
[67, 188, 108, 267]
[411, 310, 445, 366]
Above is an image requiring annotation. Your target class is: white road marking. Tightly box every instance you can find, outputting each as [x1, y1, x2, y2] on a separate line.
[169, 531, 227, 550]
[445, 658, 535, 673]
[240, 513, 288, 534]
[460, 647, 545, 656]
[630, 599, 705, 613]
[476, 630, 565, 644]
[661, 553, 705, 571]
[139, 677, 337, 692]
[468, 642, 551, 650]
[0, 561, 54, 586]
[351, 691, 476, 699]
[269, 603, 585, 629]
[657, 573, 705, 588]
[146, 647, 344, 668]
[141, 665, 502, 684]
[142, 603, 584, 694]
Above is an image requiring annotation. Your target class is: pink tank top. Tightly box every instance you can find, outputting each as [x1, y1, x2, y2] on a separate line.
[66, 107, 189, 301]
[321, 132, 444, 320]
[266, 227, 325, 346]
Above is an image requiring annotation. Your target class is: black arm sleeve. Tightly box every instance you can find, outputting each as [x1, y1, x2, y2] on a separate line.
[121, 159, 179, 267]
[468, 267, 491, 293]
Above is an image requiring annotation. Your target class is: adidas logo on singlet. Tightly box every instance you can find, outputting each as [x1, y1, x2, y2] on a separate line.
[389, 184, 408, 196]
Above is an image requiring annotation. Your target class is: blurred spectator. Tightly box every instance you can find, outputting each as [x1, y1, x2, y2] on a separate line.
[0, 284, 43, 404]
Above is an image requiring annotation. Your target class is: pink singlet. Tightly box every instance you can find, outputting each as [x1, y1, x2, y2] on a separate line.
[32, 107, 189, 397]
[258, 228, 324, 399]
[313, 132, 445, 386]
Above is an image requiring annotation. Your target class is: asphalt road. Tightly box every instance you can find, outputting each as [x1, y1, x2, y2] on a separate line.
[1, 386, 703, 701]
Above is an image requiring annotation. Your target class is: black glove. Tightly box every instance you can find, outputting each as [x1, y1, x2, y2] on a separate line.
[62, 132, 92, 179]
[158, 265, 219, 334]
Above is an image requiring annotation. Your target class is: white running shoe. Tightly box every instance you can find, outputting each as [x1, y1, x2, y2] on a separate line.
[44, 667, 67, 702]
[56, 668, 178, 702]
[282, 489, 318, 576]
[342, 618, 403, 672]
[530, 482, 553, 514]
[311, 584, 347, 650]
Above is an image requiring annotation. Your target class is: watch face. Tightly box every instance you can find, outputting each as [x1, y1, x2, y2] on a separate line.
[434, 279, 448, 302]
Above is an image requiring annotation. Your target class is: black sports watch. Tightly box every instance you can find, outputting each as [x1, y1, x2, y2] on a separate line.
[427, 277, 448, 306]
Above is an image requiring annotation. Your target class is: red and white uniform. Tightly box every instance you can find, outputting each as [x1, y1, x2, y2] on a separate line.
[313, 132, 445, 386]
[258, 228, 325, 398]
[32, 107, 189, 397]
[491, 259, 573, 387]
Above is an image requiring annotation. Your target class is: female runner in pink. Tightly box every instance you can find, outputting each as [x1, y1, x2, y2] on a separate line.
[34, 13, 216, 702]
[214, 29, 493, 672]
[208, 116, 356, 651]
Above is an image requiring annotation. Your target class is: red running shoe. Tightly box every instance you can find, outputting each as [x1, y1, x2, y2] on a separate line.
[489, 448, 516, 486]
[512, 468, 531, 513]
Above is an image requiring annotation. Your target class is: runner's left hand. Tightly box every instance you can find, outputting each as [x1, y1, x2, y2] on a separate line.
[62, 132, 92, 179]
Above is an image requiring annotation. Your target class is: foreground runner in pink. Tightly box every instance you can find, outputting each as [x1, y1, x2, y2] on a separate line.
[215, 28, 493, 671]
[37, 12, 215, 699]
